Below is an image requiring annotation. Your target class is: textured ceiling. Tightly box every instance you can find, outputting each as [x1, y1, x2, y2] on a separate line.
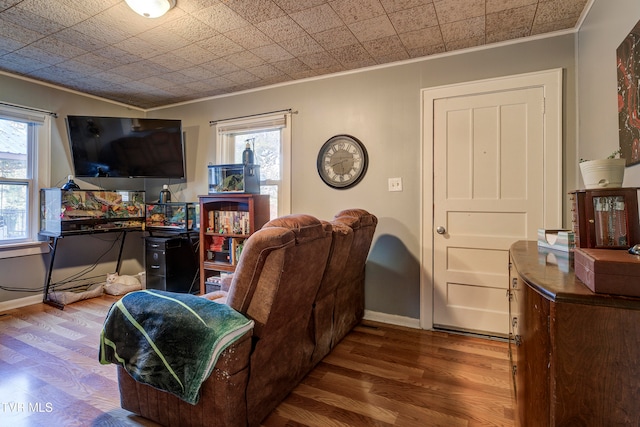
[0, 0, 589, 110]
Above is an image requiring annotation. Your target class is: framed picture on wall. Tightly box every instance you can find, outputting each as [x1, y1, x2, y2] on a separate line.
[617, 18, 640, 166]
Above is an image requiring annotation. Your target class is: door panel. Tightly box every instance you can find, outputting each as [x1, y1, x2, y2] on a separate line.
[447, 284, 511, 314]
[448, 211, 527, 236]
[433, 87, 544, 336]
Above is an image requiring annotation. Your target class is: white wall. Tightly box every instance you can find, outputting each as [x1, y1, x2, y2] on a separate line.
[577, 0, 640, 187]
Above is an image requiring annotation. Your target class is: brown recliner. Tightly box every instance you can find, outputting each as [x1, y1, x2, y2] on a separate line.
[117, 214, 332, 427]
[244, 214, 332, 425]
[306, 220, 354, 370]
[331, 209, 378, 347]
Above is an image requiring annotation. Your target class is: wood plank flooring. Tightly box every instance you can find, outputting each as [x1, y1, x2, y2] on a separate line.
[0, 295, 514, 426]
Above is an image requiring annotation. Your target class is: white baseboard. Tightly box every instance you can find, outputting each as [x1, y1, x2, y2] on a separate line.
[363, 310, 421, 329]
[0, 295, 43, 313]
[0, 297, 424, 330]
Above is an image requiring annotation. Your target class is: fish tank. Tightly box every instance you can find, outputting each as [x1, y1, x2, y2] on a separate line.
[208, 164, 260, 194]
[145, 202, 199, 231]
[39, 189, 145, 237]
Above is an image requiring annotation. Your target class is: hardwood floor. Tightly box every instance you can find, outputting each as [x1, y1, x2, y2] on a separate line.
[0, 295, 514, 427]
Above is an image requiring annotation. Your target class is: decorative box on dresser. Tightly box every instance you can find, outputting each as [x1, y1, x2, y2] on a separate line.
[198, 194, 270, 294]
[508, 241, 640, 426]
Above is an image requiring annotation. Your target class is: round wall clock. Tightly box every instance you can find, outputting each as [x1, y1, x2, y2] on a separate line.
[317, 134, 368, 189]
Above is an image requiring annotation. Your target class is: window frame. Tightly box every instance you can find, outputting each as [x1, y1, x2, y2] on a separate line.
[215, 112, 291, 217]
[0, 104, 51, 259]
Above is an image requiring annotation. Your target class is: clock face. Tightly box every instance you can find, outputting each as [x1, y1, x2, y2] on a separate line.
[317, 135, 368, 189]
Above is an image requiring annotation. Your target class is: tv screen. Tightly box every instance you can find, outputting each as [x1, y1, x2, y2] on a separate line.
[66, 116, 185, 179]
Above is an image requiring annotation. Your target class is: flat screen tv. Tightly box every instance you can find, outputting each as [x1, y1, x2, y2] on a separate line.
[66, 116, 185, 179]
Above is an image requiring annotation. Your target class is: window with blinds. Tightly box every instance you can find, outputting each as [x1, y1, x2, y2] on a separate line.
[215, 112, 291, 219]
[0, 103, 51, 256]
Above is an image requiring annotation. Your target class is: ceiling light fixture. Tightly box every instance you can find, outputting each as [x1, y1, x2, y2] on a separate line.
[125, 0, 176, 18]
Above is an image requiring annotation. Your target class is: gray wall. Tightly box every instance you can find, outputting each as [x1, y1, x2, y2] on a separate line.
[151, 34, 577, 322]
[0, 28, 581, 323]
[576, 0, 640, 187]
[0, 74, 147, 304]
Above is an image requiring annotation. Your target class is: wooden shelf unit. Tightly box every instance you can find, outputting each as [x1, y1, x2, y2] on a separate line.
[198, 194, 270, 294]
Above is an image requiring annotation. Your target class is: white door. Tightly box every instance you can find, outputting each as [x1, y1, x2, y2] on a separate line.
[431, 86, 546, 336]
[422, 69, 562, 334]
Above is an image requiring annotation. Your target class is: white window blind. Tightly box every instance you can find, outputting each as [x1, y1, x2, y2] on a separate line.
[215, 113, 286, 134]
[0, 104, 49, 124]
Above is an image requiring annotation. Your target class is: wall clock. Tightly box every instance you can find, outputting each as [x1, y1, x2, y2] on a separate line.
[317, 134, 368, 189]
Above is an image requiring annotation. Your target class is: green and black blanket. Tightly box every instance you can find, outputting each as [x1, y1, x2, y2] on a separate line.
[99, 290, 253, 404]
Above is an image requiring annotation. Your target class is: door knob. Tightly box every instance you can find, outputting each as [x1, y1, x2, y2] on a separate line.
[436, 226, 446, 234]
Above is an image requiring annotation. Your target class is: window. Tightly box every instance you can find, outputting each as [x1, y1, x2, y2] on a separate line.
[215, 112, 291, 219]
[0, 104, 50, 258]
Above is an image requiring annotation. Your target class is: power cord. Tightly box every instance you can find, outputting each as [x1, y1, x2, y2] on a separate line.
[0, 233, 126, 293]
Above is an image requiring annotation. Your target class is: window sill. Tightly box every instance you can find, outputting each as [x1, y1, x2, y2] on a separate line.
[0, 241, 50, 259]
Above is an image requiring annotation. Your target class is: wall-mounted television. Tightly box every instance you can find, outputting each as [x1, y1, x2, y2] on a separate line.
[66, 116, 185, 179]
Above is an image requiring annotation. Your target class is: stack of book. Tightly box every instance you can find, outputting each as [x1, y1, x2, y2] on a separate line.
[207, 210, 250, 234]
[207, 237, 246, 266]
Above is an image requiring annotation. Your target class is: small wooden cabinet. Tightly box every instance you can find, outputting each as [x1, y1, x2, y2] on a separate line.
[570, 187, 640, 249]
[509, 241, 640, 426]
[198, 194, 270, 294]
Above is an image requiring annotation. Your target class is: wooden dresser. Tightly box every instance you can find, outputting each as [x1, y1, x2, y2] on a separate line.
[509, 241, 640, 426]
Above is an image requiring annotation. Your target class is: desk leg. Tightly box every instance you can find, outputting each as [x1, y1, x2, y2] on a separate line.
[115, 231, 127, 274]
[43, 237, 64, 310]
[186, 233, 200, 294]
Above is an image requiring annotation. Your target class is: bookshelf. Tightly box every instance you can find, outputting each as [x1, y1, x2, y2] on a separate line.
[198, 194, 270, 294]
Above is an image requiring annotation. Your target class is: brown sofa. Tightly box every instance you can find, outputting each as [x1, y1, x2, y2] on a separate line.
[116, 210, 377, 427]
